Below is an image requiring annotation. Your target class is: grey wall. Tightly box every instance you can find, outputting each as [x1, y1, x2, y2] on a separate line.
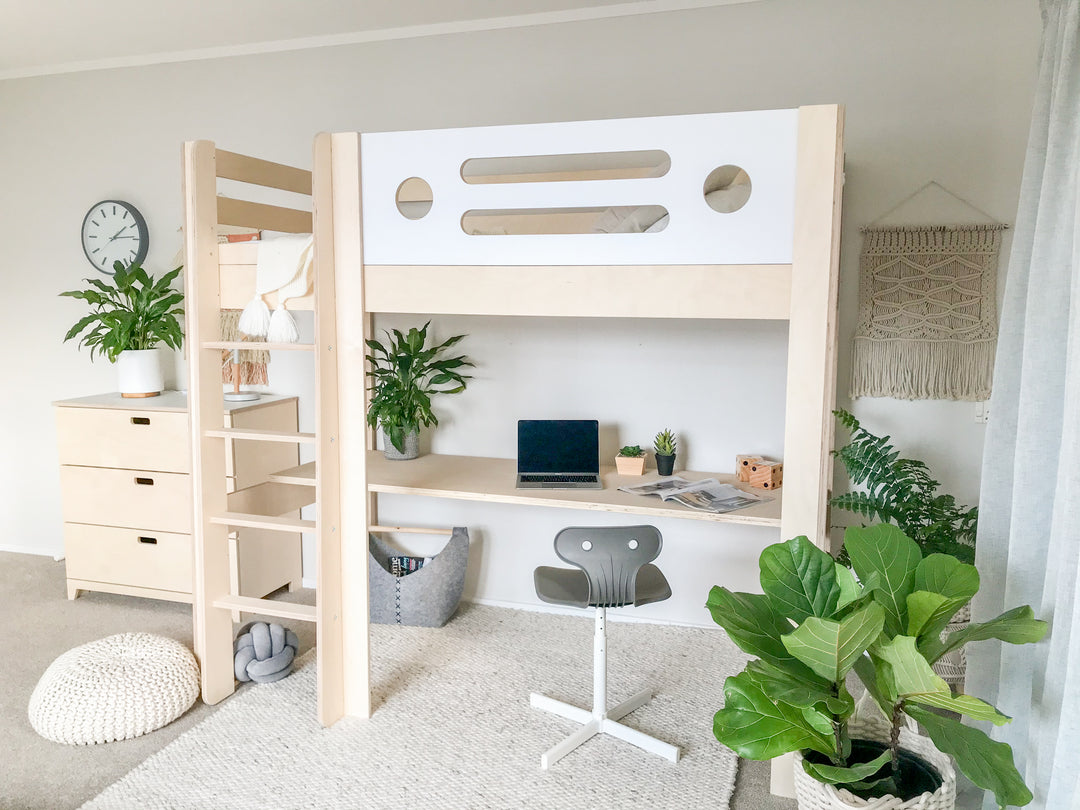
[0, 0, 1041, 624]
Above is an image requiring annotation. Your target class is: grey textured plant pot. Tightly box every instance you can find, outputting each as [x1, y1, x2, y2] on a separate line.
[383, 429, 419, 460]
[655, 453, 676, 476]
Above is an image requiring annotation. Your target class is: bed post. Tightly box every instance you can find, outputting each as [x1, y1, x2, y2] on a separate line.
[325, 131, 373, 720]
[772, 104, 845, 796]
[182, 140, 236, 706]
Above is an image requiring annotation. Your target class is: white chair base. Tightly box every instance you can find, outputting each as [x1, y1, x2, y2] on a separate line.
[530, 689, 680, 768]
[529, 608, 680, 769]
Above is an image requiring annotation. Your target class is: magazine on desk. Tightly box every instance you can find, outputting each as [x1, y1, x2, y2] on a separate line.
[618, 476, 769, 514]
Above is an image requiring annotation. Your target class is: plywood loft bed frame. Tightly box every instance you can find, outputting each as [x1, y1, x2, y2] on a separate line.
[182, 104, 844, 796]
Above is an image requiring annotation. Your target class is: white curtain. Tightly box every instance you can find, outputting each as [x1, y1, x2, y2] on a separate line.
[966, 1, 1080, 808]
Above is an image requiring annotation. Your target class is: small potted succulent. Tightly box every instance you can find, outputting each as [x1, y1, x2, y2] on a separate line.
[365, 321, 473, 460]
[615, 445, 647, 475]
[60, 260, 184, 397]
[653, 429, 677, 476]
[709, 524, 1046, 810]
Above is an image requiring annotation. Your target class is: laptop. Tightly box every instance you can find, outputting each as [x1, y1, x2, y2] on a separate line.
[516, 419, 602, 489]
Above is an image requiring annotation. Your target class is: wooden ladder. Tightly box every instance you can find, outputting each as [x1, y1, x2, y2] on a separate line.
[182, 134, 352, 726]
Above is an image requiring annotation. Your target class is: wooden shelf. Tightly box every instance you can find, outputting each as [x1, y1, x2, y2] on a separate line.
[365, 451, 781, 527]
[268, 461, 316, 486]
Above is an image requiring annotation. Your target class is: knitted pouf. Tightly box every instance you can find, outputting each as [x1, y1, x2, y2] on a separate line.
[28, 633, 200, 745]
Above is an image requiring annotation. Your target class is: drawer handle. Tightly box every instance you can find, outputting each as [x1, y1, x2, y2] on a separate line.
[134, 477, 155, 486]
[131, 417, 151, 425]
[138, 536, 158, 545]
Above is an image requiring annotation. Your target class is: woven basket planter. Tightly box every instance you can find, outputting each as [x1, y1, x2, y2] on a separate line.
[792, 698, 956, 810]
[930, 604, 970, 689]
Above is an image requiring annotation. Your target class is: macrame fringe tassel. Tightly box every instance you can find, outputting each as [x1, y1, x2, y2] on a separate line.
[266, 306, 299, 343]
[851, 338, 994, 401]
[238, 296, 270, 337]
[219, 310, 269, 386]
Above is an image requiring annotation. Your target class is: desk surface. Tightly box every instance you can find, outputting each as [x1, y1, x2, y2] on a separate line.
[363, 451, 781, 527]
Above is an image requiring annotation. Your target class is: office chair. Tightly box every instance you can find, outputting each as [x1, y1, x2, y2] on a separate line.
[529, 525, 680, 769]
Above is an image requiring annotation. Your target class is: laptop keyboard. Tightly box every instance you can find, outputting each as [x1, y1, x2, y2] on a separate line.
[519, 474, 598, 484]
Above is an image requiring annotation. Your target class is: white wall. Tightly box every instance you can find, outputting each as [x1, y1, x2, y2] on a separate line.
[0, 0, 1041, 624]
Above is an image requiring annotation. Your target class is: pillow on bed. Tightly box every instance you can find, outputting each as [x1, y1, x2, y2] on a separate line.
[592, 205, 668, 234]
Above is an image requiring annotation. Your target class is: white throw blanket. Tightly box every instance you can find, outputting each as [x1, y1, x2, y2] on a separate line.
[238, 234, 313, 341]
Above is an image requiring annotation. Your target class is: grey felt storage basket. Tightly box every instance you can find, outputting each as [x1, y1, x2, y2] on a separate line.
[368, 528, 469, 627]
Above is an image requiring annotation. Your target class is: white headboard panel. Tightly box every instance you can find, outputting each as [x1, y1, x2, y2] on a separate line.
[360, 108, 798, 266]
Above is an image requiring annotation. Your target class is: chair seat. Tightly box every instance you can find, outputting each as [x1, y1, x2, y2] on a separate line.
[535, 563, 671, 608]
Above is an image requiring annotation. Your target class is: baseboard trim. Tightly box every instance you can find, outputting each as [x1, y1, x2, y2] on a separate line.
[0, 543, 62, 559]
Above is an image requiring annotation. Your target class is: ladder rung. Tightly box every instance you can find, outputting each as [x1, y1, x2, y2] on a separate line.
[210, 511, 315, 532]
[205, 427, 315, 444]
[212, 595, 316, 623]
[203, 341, 316, 352]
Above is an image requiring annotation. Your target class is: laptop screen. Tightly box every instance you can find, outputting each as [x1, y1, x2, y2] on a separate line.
[517, 420, 600, 474]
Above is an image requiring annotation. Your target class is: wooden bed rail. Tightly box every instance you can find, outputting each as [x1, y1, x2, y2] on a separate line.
[216, 197, 312, 234]
[369, 525, 456, 536]
[215, 149, 313, 195]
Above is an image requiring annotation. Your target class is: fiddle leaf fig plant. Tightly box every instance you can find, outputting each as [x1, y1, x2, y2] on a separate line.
[709, 526, 1047, 808]
[365, 321, 473, 454]
[60, 260, 184, 362]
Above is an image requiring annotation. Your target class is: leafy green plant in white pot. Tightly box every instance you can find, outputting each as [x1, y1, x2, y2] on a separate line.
[708, 525, 1046, 810]
[365, 322, 473, 460]
[60, 261, 184, 397]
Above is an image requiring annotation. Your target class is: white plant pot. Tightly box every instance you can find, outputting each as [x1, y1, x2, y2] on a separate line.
[117, 349, 163, 398]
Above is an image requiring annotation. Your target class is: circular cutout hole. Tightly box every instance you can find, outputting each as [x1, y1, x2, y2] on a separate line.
[703, 165, 752, 213]
[396, 177, 433, 220]
[628, 539, 639, 550]
[581, 540, 593, 551]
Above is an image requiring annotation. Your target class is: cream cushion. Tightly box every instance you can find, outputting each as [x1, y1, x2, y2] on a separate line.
[28, 632, 200, 745]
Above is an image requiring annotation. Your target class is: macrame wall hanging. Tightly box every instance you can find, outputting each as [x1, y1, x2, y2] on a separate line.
[852, 223, 1006, 401]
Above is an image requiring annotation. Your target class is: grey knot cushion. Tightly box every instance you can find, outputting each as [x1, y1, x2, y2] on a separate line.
[233, 622, 299, 684]
[28, 633, 200, 745]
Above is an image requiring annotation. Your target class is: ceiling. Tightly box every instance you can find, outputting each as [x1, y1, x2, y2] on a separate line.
[0, 0, 756, 80]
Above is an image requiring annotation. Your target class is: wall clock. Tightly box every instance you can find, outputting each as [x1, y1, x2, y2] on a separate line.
[81, 200, 149, 273]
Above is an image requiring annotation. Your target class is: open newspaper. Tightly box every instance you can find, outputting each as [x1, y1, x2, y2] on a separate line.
[618, 476, 768, 514]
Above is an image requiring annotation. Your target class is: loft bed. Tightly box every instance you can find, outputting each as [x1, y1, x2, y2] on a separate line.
[182, 104, 844, 796]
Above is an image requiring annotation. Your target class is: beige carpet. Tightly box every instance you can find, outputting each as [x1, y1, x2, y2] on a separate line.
[83, 604, 751, 810]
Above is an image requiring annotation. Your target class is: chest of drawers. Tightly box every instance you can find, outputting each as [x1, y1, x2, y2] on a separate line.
[55, 392, 303, 603]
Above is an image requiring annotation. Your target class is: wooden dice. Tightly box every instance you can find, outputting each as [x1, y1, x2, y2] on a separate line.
[748, 460, 783, 490]
[736, 455, 762, 482]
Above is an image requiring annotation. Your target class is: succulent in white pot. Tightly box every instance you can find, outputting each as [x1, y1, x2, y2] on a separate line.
[61, 261, 184, 397]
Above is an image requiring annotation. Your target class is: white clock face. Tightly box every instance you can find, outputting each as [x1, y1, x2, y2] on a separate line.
[81, 200, 148, 274]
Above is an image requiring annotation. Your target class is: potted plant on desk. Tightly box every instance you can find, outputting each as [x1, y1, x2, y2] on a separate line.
[60, 260, 184, 397]
[653, 429, 677, 476]
[708, 525, 1046, 810]
[615, 445, 647, 475]
[365, 321, 473, 460]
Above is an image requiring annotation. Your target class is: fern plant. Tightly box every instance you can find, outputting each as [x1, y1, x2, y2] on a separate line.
[831, 409, 977, 564]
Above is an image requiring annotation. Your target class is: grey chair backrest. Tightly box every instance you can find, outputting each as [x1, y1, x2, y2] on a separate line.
[553, 525, 663, 608]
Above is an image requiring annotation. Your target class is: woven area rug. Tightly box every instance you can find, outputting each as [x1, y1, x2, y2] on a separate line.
[83, 604, 749, 810]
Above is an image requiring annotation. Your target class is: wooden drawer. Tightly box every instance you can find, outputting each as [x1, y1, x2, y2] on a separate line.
[56, 407, 189, 473]
[60, 466, 192, 533]
[64, 523, 192, 594]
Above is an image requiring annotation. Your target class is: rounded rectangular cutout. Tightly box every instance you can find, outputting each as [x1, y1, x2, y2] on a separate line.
[462, 205, 668, 236]
[461, 150, 670, 185]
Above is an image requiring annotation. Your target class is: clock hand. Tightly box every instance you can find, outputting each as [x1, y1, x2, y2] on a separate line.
[108, 225, 132, 242]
